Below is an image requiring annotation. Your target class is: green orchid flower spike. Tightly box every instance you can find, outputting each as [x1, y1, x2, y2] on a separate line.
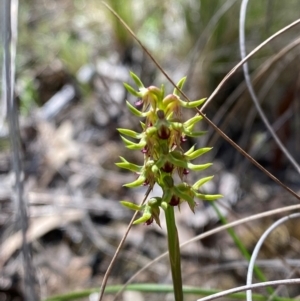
[117, 72, 223, 301]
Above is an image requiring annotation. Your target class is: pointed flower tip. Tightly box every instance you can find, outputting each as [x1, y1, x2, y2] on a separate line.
[120, 201, 141, 211]
[129, 71, 144, 89]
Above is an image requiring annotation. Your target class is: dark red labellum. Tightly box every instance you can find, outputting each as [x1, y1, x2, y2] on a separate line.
[169, 195, 180, 206]
[183, 168, 190, 175]
[158, 125, 170, 139]
[162, 162, 174, 173]
[145, 216, 153, 225]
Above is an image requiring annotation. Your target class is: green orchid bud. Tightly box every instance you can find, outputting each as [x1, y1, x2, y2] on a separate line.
[160, 201, 169, 211]
[151, 164, 160, 174]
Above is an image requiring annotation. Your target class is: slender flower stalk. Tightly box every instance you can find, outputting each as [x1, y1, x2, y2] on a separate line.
[117, 72, 222, 301]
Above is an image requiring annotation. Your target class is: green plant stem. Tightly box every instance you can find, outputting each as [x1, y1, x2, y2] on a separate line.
[43, 283, 295, 301]
[164, 205, 183, 301]
[211, 202, 276, 297]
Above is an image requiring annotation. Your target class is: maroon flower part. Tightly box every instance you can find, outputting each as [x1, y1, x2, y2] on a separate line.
[135, 99, 143, 107]
[145, 216, 154, 225]
[169, 195, 180, 207]
[162, 162, 174, 173]
[158, 124, 171, 140]
[183, 168, 189, 175]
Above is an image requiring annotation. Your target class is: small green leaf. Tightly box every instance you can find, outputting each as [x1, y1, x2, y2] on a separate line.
[173, 77, 187, 96]
[184, 115, 203, 128]
[185, 147, 212, 160]
[160, 84, 165, 99]
[184, 145, 196, 156]
[117, 128, 140, 139]
[120, 135, 146, 150]
[123, 175, 146, 188]
[120, 135, 135, 146]
[124, 83, 141, 97]
[130, 71, 144, 88]
[173, 186, 196, 212]
[126, 101, 146, 117]
[179, 98, 206, 108]
[195, 193, 223, 201]
[192, 176, 214, 190]
[140, 121, 146, 130]
[184, 130, 207, 137]
[188, 162, 212, 171]
[168, 153, 188, 169]
[120, 201, 141, 211]
[116, 162, 141, 173]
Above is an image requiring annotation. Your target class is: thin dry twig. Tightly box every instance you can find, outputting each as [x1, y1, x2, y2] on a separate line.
[97, 186, 152, 301]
